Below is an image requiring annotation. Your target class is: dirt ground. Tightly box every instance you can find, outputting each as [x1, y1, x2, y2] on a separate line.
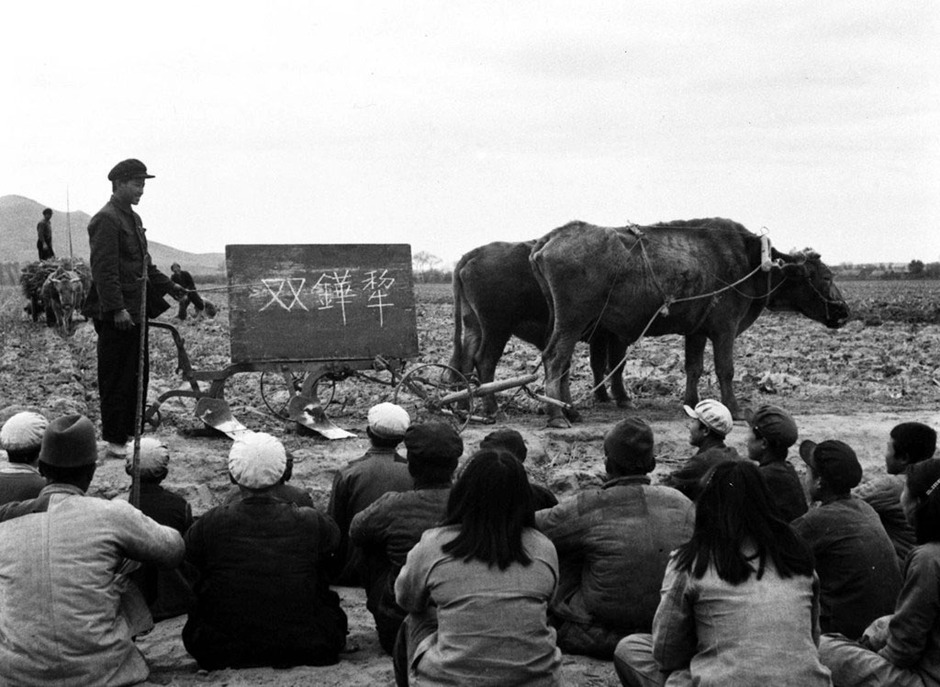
[2, 283, 940, 686]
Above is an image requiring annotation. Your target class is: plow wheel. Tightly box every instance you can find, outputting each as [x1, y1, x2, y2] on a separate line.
[393, 363, 474, 432]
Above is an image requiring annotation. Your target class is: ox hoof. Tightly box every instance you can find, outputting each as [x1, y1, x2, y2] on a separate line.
[546, 417, 571, 429]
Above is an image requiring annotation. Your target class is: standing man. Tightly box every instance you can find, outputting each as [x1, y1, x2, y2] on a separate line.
[170, 262, 206, 320]
[83, 159, 184, 458]
[37, 207, 55, 260]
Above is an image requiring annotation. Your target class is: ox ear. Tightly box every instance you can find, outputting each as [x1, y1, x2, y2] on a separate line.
[790, 251, 807, 265]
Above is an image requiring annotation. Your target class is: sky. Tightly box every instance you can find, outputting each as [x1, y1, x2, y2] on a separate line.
[2, 1, 938, 268]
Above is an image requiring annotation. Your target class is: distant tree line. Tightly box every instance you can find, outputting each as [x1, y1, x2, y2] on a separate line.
[412, 251, 453, 284]
[833, 261, 940, 281]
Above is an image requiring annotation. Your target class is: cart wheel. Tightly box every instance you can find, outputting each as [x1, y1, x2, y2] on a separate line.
[393, 364, 474, 432]
[259, 371, 308, 419]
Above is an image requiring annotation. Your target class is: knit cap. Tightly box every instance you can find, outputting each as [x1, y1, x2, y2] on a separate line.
[125, 437, 171, 480]
[228, 432, 287, 489]
[0, 411, 48, 452]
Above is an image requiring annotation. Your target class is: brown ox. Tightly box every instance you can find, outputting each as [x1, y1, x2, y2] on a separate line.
[448, 240, 627, 416]
[40, 267, 90, 338]
[530, 218, 849, 427]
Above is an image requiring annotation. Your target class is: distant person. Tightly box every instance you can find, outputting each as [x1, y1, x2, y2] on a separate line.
[0, 414, 185, 686]
[614, 461, 832, 687]
[819, 459, 940, 686]
[536, 417, 695, 658]
[744, 404, 808, 521]
[394, 449, 562, 687]
[856, 421, 937, 563]
[328, 402, 414, 585]
[116, 437, 195, 621]
[793, 439, 901, 639]
[350, 421, 462, 653]
[479, 427, 558, 511]
[183, 432, 347, 669]
[0, 410, 48, 505]
[82, 159, 185, 458]
[36, 207, 54, 260]
[661, 399, 740, 500]
[170, 262, 207, 320]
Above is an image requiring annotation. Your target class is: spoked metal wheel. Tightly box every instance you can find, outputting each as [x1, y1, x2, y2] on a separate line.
[393, 363, 474, 432]
[259, 371, 308, 419]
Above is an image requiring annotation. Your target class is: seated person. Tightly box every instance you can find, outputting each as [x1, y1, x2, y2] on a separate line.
[329, 402, 413, 585]
[0, 410, 48, 505]
[614, 461, 832, 687]
[182, 432, 347, 669]
[118, 437, 195, 621]
[745, 404, 808, 522]
[793, 439, 901, 639]
[350, 422, 462, 654]
[661, 399, 739, 500]
[394, 449, 562, 687]
[536, 417, 695, 659]
[819, 459, 940, 686]
[855, 421, 937, 563]
[479, 427, 558, 511]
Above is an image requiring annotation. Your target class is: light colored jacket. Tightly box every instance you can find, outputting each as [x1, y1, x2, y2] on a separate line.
[0, 484, 185, 686]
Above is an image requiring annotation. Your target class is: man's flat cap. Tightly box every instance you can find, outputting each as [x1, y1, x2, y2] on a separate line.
[108, 159, 155, 182]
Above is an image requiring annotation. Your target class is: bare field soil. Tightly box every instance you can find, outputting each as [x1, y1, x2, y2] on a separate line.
[2, 280, 939, 686]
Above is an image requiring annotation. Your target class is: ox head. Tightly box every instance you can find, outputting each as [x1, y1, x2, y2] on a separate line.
[767, 251, 849, 328]
[41, 268, 87, 338]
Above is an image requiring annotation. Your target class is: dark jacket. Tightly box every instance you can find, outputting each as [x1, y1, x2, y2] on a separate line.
[349, 485, 450, 652]
[757, 456, 809, 522]
[661, 436, 740, 500]
[182, 494, 346, 669]
[792, 494, 902, 639]
[223, 482, 313, 508]
[856, 474, 917, 564]
[83, 195, 175, 322]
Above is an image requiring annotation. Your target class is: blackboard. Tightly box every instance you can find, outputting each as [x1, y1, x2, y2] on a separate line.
[226, 244, 419, 364]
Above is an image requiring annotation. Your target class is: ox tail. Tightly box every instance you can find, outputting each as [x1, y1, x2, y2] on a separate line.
[448, 255, 470, 375]
[528, 235, 556, 345]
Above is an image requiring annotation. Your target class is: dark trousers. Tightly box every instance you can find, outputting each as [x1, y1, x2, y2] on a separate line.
[94, 319, 149, 445]
[177, 292, 205, 320]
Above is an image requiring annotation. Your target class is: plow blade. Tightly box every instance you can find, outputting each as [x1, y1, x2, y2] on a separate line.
[194, 397, 253, 440]
[287, 396, 356, 440]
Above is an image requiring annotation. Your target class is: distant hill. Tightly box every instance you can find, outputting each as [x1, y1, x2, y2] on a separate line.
[0, 195, 224, 275]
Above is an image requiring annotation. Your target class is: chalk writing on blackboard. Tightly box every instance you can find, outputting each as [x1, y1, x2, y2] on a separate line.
[255, 269, 399, 326]
[260, 278, 309, 312]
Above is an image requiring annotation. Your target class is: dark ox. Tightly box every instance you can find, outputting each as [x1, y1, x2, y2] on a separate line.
[40, 267, 89, 338]
[448, 240, 627, 416]
[530, 218, 849, 427]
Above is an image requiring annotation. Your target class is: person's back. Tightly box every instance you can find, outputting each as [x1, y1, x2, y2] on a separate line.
[0, 415, 184, 687]
[537, 417, 695, 658]
[183, 433, 346, 669]
[793, 439, 902, 639]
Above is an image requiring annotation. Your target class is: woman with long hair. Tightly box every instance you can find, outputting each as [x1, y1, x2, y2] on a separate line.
[819, 458, 940, 686]
[393, 448, 562, 686]
[614, 460, 832, 686]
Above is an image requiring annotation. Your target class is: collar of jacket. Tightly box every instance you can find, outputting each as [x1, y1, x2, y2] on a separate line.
[602, 474, 652, 489]
[38, 482, 86, 497]
[695, 434, 728, 453]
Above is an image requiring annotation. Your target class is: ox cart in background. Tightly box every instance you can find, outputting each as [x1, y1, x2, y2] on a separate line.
[144, 244, 550, 438]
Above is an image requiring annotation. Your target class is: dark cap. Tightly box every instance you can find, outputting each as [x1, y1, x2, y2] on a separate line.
[38, 414, 98, 467]
[799, 439, 862, 493]
[604, 417, 655, 474]
[746, 405, 798, 448]
[107, 159, 155, 182]
[405, 422, 463, 471]
[42, 208, 53, 217]
[479, 428, 527, 462]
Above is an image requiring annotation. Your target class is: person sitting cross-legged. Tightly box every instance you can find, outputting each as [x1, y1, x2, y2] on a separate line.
[614, 460, 832, 687]
[0, 410, 49, 505]
[536, 417, 695, 659]
[819, 459, 940, 686]
[855, 421, 937, 564]
[661, 399, 740, 500]
[182, 432, 347, 670]
[393, 449, 563, 687]
[0, 414, 185, 686]
[792, 439, 901, 639]
[350, 421, 463, 654]
[479, 427, 558, 512]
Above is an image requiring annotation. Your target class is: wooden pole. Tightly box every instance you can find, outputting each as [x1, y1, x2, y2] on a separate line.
[130, 263, 149, 509]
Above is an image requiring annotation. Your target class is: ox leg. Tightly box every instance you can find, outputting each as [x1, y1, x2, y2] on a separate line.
[711, 333, 742, 419]
[607, 336, 630, 408]
[542, 331, 581, 428]
[683, 334, 707, 409]
[473, 332, 512, 418]
[447, 312, 482, 410]
[589, 337, 611, 403]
